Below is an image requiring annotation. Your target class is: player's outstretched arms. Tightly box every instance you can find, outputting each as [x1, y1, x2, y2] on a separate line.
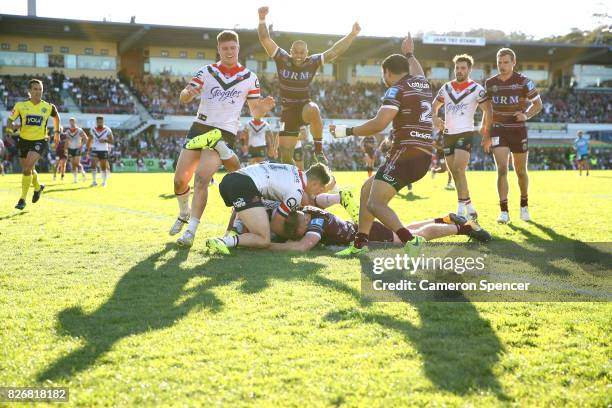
[322, 22, 361, 63]
[330, 107, 396, 138]
[258, 6, 280, 57]
[268, 234, 320, 252]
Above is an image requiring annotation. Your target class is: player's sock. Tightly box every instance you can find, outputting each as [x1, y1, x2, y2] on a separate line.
[187, 217, 200, 234]
[222, 235, 239, 248]
[314, 192, 341, 208]
[232, 219, 245, 234]
[354, 232, 369, 249]
[396, 227, 414, 244]
[73, 173, 78, 183]
[367, 166, 373, 177]
[520, 195, 528, 208]
[434, 217, 445, 224]
[31, 170, 41, 190]
[457, 199, 467, 216]
[101, 171, 107, 184]
[176, 187, 190, 218]
[92, 170, 97, 183]
[466, 201, 476, 215]
[21, 175, 32, 199]
[457, 224, 473, 235]
[500, 199, 509, 212]
[105, 170, 111, 180]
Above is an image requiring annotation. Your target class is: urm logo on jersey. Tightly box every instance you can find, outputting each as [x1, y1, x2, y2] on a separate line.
[280, 70, 311, 81]
[491, 95, 519, 105]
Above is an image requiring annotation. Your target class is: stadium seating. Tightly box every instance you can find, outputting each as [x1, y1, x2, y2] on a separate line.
[1, 73, 66, 112]
[69, 76, 135, 114]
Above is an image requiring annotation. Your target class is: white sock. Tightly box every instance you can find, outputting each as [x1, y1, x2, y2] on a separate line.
[457, 201, 466, 216]
[314, 192, 341, 209]
[92, 170, 97, 183]
[222, 235, 239, 248]
[81, 167, 86, 176]
[176, 188, 190, 218]
[105, 170, 111, 179]
[187, 217, 200, 234]
[73, 173, 78, 183]
[467, 203, 476, 214]
[101, 171, 107, 184]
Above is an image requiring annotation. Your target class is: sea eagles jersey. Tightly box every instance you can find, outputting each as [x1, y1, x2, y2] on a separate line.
[246, 119, 269, 147]
[381, 74, 434, 153]
[485, 71, 539, 129]
[273, 47, 323, 105]
[435, 80, 488, 134]
[303, 206, 357, 246]
[189, 62, 261, 135]
[90, 126, 113, 151]
[238, 162, 306, 217]
[66, 127, 86, 149]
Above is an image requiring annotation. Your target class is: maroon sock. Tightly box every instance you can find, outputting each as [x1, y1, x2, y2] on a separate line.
[520, 195, 528, 208]
[457, 224, 473, 236]
[434, 217, 445, 224]
[500, 199, 509, 212]
[396, 227, 414, 244]
[354, 232, 369, 249]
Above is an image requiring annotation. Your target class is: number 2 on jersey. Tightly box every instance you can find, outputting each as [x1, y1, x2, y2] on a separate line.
[420, 101, 432, 123]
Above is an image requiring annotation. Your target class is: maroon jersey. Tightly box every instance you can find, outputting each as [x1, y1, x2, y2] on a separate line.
[381, 74, 434, 153]
[485, 72, 539, 129]
[55, 134, 66, 154]
[273, 48, 323, 105]
[363, 136, 377, 149]
[303, 206, 356, 246]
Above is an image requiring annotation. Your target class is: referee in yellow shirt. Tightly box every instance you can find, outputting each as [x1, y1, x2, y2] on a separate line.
[7, 79, 61, 210]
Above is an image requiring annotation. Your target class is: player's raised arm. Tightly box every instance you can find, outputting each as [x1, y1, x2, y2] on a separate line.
[258, 7, 280, 57]
[322, 22, 361, 64]
[401, 33, 424, 77]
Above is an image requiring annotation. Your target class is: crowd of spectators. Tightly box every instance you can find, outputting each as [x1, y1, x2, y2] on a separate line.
[0, 73, 66, 111]
[539, 89, 611, 124]
[68, 76, 135, 114]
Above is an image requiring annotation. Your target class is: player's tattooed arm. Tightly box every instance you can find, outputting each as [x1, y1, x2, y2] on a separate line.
[322, 22, 361, 63]
[432, 99, 445, 131]
[258, 7, 280, 57]
[330, 106, 397, 138]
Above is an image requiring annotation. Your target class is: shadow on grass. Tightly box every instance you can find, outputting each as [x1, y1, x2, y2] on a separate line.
[398, 191, 427, 201]
[37, 244, 329, 382]
[0, 211, 27, 221]
[43, 186, 92, 194]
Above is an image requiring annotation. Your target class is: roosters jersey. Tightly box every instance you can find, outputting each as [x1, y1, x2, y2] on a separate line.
[238, 163, 306, 217]
[435, 80, 488, 134]
[246, 119, 269, 147]
[66, 127, 86, 149]
[90, 126, 113, 151]
[190, 62, 261, 135]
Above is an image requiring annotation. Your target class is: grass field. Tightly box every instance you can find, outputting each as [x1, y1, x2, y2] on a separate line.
[1, 170, 610, 407]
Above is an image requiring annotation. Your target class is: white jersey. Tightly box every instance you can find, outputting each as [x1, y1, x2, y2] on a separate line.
[435, 80, 487, 135]
[66, 127, 86, 149]
[238, 163, 306, 217]
[190, 62, 261, 135]
[90, 126, 113, 152]
[246, 120, 269, 147]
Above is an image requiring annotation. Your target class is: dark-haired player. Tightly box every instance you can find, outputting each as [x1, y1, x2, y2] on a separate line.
[331, 33, 433, 257]
[86, 116, 113, 187]
[65, 117, 88, 183]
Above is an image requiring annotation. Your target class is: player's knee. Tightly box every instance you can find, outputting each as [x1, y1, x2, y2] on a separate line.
[515, 168, 528, 178]
[366, 198, 381, 215]
[194, 171, 212, 187]
[497, 166, 508, 177]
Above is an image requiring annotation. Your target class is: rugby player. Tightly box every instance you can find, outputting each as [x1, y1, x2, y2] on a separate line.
[258, 6, 360, 165]
[574, 130, 590, 176]
[485, 48, 542, 223]
[433, 54, 493, 217]
[53, 129, 67, 181]
[65, 117, 89, 183]
[241, 117, 273, 164]
[168, 30, 275, 248]
[7, 79, 60, 210]
[86, 116, 113, 187]
[330, 33, 433, 257]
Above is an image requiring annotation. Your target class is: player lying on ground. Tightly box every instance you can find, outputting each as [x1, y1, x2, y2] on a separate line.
[269, 207, 491, 252]
[204, 162, 332, 254]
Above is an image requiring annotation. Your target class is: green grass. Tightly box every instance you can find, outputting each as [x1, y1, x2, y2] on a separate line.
[0, 170, 610, 407]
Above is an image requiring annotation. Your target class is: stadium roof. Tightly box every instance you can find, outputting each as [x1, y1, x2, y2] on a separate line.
[1, 14, 610, 65]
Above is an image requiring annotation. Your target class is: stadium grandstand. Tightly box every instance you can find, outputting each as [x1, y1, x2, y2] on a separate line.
[1, 13, 611, 174]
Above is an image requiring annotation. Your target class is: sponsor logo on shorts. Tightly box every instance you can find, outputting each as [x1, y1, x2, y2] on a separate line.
[233, 198, 246, 208]
[383, 174, 396, 183]
[34, 144, 41, 151]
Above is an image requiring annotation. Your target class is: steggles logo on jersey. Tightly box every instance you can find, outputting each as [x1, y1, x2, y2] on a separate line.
[445, 102, 469, 115]
[209, 87, 242, 104]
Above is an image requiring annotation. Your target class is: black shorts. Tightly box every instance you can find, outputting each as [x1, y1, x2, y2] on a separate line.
[368, 221, 395, 243]
[375, 147, 432, 191]
[293, 147, 304, 162]
[248, 145, 267, 159]
[219, 172, 265, 212]
[279, 101, 309, 137]
[18, 139, 48, 159]
[577, 154, 589, 161]
[183, 122, 236, 150]
[491, 125, 528, 153]
[92, 151, 109, 160]
[68, 148, 81, 157]
[443, 131, 474, 155]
